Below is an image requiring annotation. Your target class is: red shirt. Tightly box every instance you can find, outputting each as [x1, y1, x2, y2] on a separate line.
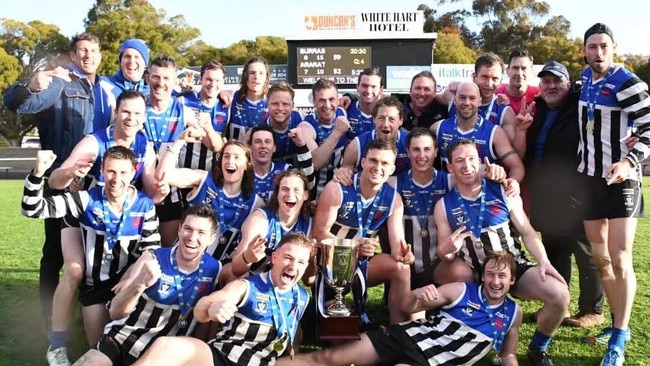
[495, 84, 540, 115]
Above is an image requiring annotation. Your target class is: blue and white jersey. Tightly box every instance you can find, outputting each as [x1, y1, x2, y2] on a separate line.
[264, 111, 303, 161]
[21, 175, 160, 287]
[435, 116, 499, 168]
[229, 90, 269, 141]
[254, 161, 290, 204]
[354, 130, 410, 175]
[144, 99, 187, 153]
[177, 91, 230, 171]
[187, 172, 264, 261]
[399, 282, 518, 364]
[395, 169, 452, 273]
[248, 208, 313, 274]
[104, 245, 221, 358]
[442, 180, 529, 269]
[210, 272, 309, 366]
[330, 174, 396, 239]
[303, 108, 348, 196]
[448, 96, 511, 126]
[89, 125, 152, 183]
[578, 66, 650, 179]
[346, 101, 374, 140]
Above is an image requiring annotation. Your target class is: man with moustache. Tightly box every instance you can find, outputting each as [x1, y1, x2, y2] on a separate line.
[73, 205, 223, 366]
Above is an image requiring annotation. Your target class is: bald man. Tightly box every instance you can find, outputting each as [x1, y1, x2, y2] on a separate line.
[431, 81, 524, 182]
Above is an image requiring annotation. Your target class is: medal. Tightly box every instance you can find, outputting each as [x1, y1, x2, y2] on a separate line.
[219, 235, 226, 245]
[584, 65, 615, 137]
[491, 355, 501, 365]
[273, 341, 284, 352]
[420, 229, 429, 238]
[179, 319, 188, 328]
[104, 253, 114, 262]
[474, 238, 484, 249]
[586, 120, 595, 135]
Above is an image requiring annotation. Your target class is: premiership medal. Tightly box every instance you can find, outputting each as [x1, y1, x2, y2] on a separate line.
[491, 355, 501, 365]
[104, 253, 114, 262]
[474, 238, 484, 250]
[420, 229, 429, 238]
[273, 341, 284, 352]
[586, 120, 595, 135]
[179, 319, 188, 328]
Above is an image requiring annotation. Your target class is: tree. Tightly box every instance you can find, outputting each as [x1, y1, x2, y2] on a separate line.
[433, 31, 477, 64]
[0, 47, 28, 146]
[0, 19, 68, 70]
[84, 0, 201, 75]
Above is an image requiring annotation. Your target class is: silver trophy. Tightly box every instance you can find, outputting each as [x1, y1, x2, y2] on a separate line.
[319, 238, 359, 317]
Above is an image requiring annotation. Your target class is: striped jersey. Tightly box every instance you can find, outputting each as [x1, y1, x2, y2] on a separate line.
[302, 107, 347, 196]
[330, 175, 397, 239]
[398, 282, 518, 364]
[228, 90, 269, 141]
[395, 169, 452, 274]
[177, 91, 230, 172]
[21, 174, 160, 286]
[104, 245, 221, 358]
[253, 144, 315, 204]
[578, 65, 650, 179]
[263, 111, 303, 161]
[209, 272, 309, 366]
[442, 180, 529, 271]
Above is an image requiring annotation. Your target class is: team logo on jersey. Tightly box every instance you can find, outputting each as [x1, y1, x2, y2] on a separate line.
[462, 307, 474, 317]
[93, 207, 104, 224]
[255, 301, 268, 314]
[493, 316, 505, 330]
[131, 216, 143, 228]
[373, 207, 388, 221]
[495, 311, 511, 322]
[623, 189, 635, 207]
[401, 190, 414, 207]
[158, 281, 172, 295]
[340, 202, 355, 218]
[205, 188, 217, 204]
[467, 300, 481, 310]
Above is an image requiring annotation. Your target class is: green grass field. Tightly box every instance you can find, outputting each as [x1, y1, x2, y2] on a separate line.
[1, 179, 648, 365]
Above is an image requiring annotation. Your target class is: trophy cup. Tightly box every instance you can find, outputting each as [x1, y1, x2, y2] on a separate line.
[319, 238, 359, 317]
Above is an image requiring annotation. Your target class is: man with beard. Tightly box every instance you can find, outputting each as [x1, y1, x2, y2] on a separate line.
[431, 82, 524, 182]
[131, 232, 315, 366]
[72, 204, 223, 366]
[577, 23, 650, 366]
[433, 140, 568, 366]
[314, 139, 414, 325]
[275, 251, 522, 366]
[495, 49, 541, 115]
[22, 147, 160, 366]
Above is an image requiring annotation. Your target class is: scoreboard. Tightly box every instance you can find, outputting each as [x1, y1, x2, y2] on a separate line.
[296, 46, 371, 85]
[287, 38, 436, 89]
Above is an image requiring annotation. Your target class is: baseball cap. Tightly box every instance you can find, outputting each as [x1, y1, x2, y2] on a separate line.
[118, 38, 150, 65]
[537, 61, 569, 79]
[584, 23, 614, 44]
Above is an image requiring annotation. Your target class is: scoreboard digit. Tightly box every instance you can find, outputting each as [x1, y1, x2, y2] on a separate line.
[296, 46, 371, 85]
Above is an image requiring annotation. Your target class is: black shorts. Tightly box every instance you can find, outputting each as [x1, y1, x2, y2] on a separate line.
[580, 175, 644, 220]
[79, 277, 119, 307]
[155, 199, 184, 223]
[210, 346, 237, 366]
[410, 267, 435, 290]
[95, 334, 138, 366]
[366, 324, 429, 366]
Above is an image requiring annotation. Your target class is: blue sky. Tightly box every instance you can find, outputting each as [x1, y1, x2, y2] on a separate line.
[3, 0, 649, 56]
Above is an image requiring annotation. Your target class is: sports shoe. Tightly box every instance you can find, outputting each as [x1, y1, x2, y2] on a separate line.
[564, 312, 605, 328]
[583, 327, 632, 345]
[527, 347, 555, 366]
[46, 346, 71, 366]
[600, 347, 625, 366]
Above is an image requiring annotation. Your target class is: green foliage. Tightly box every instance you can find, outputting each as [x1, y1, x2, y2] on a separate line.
[0, 19, 69, 70]
[434, 32, 477, 63]
[0, 47, 29, 147]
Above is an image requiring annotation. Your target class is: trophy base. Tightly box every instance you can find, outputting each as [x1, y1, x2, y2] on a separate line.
[318, 312, 360, 342]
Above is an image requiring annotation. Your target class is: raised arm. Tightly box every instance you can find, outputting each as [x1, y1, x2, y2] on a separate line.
[109, 251, 160, 319]
[193, 278, 248, 324]
[230, 210, 270, 278]
[311, 181, 342, 241]
[492, 126, 525, 182]
[48, 135, 98, 190]
[154, 127, 208, 190]
[401, 282, 464, 314]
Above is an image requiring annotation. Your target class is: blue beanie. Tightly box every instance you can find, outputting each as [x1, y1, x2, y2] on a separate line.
[119, 39, 150, 65]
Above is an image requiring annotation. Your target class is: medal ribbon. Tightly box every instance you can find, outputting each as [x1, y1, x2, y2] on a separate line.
[216, 188, 245, 234]
[407, 170, 437, 232]
[455, 178, 486, 239]
[480, 96, 496, 123]
[480, 285, 509, 353]
[170, 245, 205, 320]
[146, 101, 174, 152]
[102, 187, 132, 252]
[268, 274, 300, 345]
[354, 174, 382, 238]
[452, 116, 484, 143]
[585, 65, 615, 123]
